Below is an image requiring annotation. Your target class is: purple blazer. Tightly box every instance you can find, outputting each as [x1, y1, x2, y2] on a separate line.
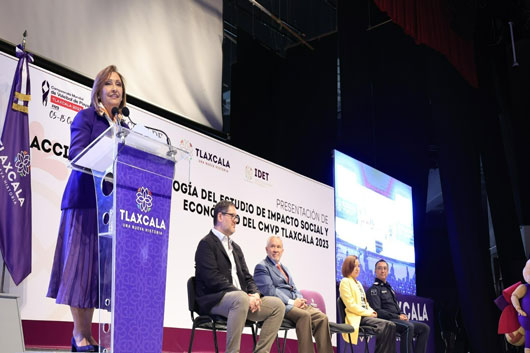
[60, 107, 111, 209]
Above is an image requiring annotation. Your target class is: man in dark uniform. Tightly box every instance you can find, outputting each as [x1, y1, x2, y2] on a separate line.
[367, 259, 430, 353]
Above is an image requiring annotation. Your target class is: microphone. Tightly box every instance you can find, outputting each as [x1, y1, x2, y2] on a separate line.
[112, 107, 128, 138]
[121, 106, 130, 118]
[120, 106, 136, 128]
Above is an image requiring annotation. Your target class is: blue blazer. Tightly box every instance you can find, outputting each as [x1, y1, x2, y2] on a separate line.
[60, 107, 111, 209]
[254, 256, 302, 313]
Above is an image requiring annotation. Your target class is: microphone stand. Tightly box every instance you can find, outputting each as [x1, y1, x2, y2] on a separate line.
[1, 259, 6, 293]
[112, 107, 128, 140]
[121, 108, 177, 158]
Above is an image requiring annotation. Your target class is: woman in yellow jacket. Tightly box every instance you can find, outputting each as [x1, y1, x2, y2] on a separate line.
[339, 255, 396, 353]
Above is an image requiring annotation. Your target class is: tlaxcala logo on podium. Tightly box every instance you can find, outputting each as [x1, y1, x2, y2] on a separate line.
[119, 186, 166, 234]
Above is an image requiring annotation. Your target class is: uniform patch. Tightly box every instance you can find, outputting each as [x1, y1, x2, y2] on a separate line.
[370, 289, 378, 295]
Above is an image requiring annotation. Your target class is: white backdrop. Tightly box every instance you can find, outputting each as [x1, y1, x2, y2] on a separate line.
[0, 0, 224, 130]
[0, 51, 337, 333]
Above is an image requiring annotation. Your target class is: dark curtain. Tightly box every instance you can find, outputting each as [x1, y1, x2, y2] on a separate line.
[337, 0, 430, 298]
[473, 3, 528, 286]
[476, 91, 526, 288]
[338, 0, 507, 351]
[429, 51, 503, 352]
[230, 31, 338, 186]
[229, 1, 525, 351]
[372, 0, 478, 87]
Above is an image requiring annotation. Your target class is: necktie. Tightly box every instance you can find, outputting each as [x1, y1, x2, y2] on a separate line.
[276, 264, 289, 282]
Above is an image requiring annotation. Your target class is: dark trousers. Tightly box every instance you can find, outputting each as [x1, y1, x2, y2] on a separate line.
[360, 316, 396, 353]
[392, 320, 430, 353]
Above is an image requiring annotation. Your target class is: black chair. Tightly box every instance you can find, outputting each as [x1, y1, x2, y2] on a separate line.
[337, 297, 397, 353]
[186, 276, 257, 353]
[335, 297, 358, 353]
[357, 325, 376, 353]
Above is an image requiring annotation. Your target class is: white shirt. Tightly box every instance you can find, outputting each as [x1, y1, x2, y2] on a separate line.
[212, 228, 241, 290]
[355, 280, 368, 309]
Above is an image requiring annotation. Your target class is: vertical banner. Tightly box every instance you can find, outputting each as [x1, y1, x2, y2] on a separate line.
[0, 45, 33, 285]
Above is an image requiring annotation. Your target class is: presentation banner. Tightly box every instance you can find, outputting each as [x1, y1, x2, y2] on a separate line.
[0, 51, 337, 334]
[397, 294, 435, 353]
[338, 293, 434, 353]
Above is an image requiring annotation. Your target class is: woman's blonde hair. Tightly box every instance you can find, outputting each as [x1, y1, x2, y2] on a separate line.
[90, 65, 126, 111]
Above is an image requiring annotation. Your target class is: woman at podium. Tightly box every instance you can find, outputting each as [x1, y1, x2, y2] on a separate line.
[47, 65, 127, 352]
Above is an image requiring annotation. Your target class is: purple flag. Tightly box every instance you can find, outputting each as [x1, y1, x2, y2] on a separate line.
[0, 45, 33, 285]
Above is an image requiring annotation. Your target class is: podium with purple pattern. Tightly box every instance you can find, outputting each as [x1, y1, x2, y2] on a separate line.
[70, 125, 189, 353]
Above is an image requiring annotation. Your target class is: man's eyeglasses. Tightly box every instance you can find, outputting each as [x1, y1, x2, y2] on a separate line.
[222, 212, 240, 224]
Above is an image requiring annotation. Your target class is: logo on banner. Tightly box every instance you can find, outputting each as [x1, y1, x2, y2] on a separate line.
[244, 165, 272, 187]
[398, 300, 429, 321]
[0, 141, 27, 207]
[49, 85, 85, 112]
[136, 187, 153, 212]
[14, 150, 31, 177]
[245, 166, 254, 180]
[119, 186, 166, 235]
[195, 147, 230, 172]
[179, 139, 193, 158]
[42, 80, 50, 106]
[43, 82, 89, 126]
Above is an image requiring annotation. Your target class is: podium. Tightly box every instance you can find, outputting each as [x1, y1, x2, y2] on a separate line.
[70, 124, 189, 353]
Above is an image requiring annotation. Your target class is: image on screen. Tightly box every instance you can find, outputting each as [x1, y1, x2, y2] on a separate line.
[334, 150, 416, 295]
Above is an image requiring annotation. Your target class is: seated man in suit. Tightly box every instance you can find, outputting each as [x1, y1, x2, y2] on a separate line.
[254, 235, 333, 353]
[367, 259, 430, 353]
[194, 200, 285, 353]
